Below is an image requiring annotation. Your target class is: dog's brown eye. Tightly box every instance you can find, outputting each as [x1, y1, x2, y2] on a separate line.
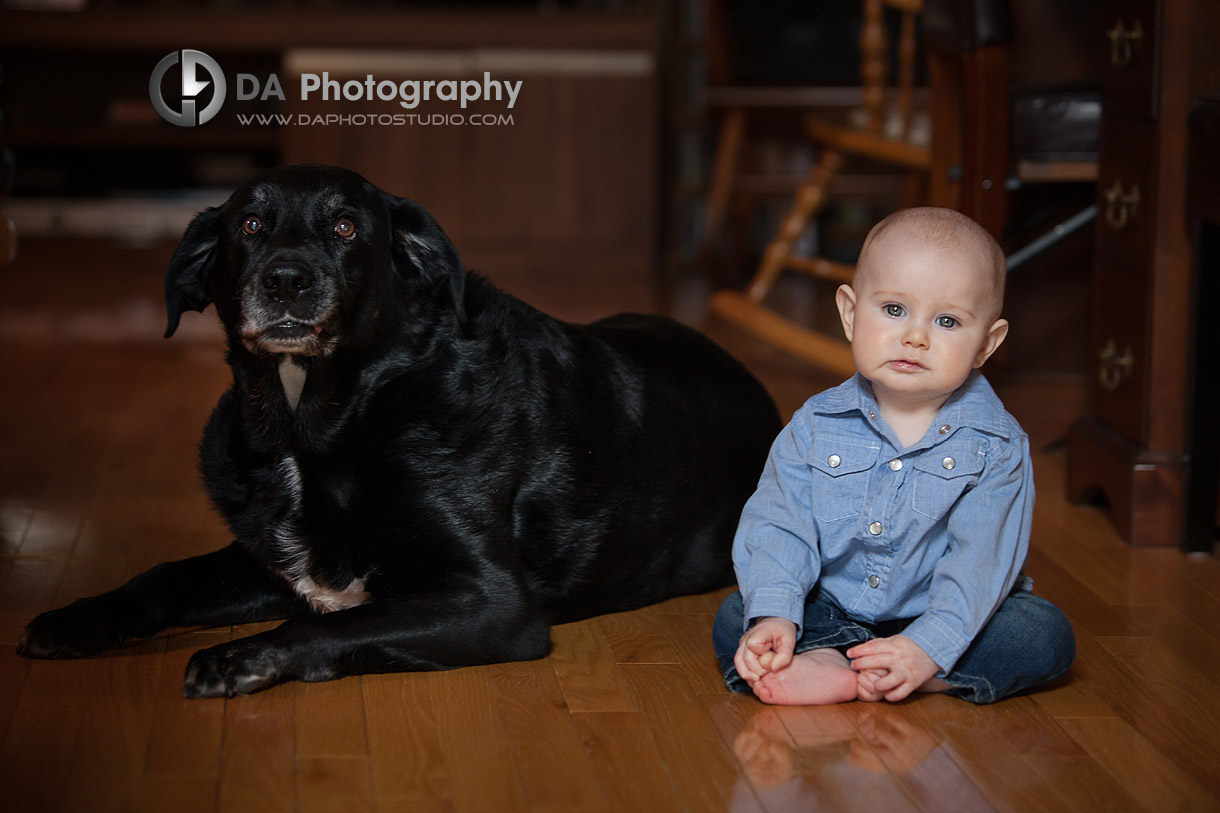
[335, 218, 356, 241]
[242, 216, 261, 236]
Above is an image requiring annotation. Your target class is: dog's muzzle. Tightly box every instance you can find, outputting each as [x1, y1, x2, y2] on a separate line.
[240, 261, 339, 356]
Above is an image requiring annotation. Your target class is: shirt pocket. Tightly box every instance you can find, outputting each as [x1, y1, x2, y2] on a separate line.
[911, 439, 986, 519]
[808, 435, 879, 522]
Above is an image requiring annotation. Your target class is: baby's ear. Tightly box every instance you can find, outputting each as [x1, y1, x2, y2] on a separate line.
[835, 284, 857, 342]
[974, 318, 1010, 368]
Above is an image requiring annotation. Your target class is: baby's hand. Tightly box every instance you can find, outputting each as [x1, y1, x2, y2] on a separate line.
[847, 635, 940, 702]
[735, 617, 797, 684]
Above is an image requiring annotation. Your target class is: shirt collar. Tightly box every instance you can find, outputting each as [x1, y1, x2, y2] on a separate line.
[812, 371, 1020, 442]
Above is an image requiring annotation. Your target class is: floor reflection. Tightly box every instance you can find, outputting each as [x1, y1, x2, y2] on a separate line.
[729, 702, 943, 809]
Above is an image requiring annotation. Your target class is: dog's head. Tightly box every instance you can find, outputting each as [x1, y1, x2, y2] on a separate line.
[164, 163, 465, 356]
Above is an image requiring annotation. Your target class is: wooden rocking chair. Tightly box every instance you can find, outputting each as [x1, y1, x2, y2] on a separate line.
[708, 0, 929, 378]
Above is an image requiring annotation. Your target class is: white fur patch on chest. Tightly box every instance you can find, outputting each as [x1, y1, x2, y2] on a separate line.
[272, 455, 369, 613]
[279, 357, 307, 411]
[291, 573, 371, 613]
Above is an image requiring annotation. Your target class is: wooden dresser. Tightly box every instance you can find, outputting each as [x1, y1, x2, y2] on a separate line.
[1066, 0, 1220, 547]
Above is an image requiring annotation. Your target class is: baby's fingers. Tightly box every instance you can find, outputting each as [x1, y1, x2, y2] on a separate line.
[736, 648, 766, 683]
[867, 669, 918, 702]
[848, 652, 891, 673]
[845, 639, 887, 660]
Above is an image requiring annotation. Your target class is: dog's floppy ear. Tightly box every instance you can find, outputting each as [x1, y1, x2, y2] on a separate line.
[385, 193, 467, 326]
[164, 205, 223, 338]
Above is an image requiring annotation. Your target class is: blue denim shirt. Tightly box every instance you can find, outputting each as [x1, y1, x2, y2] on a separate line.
[733, 371, 1034, 675]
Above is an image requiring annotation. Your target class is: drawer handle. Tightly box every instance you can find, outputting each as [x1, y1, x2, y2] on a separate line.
[1107, 19, 1144, 68]
[1104, 181, 1141, 230]
[1099, 339, 1134, 391]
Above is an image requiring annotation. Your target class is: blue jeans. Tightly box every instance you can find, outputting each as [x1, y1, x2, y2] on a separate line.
[712, 587, 1074, 704]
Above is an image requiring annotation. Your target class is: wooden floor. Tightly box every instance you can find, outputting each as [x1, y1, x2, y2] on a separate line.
[2, 240, 1219, 813]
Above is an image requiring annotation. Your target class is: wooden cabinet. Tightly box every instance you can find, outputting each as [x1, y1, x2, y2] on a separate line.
[1066, 0, 1220, 547]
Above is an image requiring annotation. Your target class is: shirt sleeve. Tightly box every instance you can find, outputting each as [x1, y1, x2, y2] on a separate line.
[732, 405, 821, 634]
[901, 434, 1033, 674]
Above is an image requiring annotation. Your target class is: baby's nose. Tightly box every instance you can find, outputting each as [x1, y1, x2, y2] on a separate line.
[902, 327, 929, 348]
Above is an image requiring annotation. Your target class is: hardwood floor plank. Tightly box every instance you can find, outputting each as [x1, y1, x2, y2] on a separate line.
[217, 682, 297, 811]
[548, 619, 636, 713]
[1057, 716, 1214, 811]
[11, 501, 84, 558]
[296, 676, 369, 758]
[1127, 603, 1220, 694]
[60, 638, 165, 813]
[0, 647, 30, 735]
[144, 630, 229, 778]
[905, 695, 1083, 812]
[1134, 549, 1220, 641]
[1028, 678, 1117, 720]
[136, 775, 219, 813]
[490, 658, 607, 811]
[598, 608, 679, 664]
[427, 666, 530, 813]
[1021, 752, 1146, 812]
[1033, 510, 1162, 606]
[375, 800, 455, 813]
[1024, 547, 1139, 638]
[298, 756, 375, 813]
[1068, 633, 1220, 795]
[619, 663, 764, 812]
[652, 612, 726, 696]
[0, 554, 65, 645]
[0, 497, 34, 556]
[362, 673, 449, 803]
[569, 711, 684, 812]
[0, 698, 85, 812]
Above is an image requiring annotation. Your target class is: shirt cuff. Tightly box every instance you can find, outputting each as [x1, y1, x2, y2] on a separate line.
[901, 614, 971, 675]
[742, 587, 806, 636]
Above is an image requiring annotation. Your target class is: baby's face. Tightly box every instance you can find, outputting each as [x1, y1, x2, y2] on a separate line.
[838, 236, 1007, 411]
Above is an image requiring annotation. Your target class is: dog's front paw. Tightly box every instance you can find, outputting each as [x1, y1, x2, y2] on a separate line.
[183, 639, 287, 699]
[17, 595, 142, 659]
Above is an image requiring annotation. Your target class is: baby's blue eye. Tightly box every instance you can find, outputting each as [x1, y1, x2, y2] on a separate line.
[884, 304, 905, 318]
[937, 315, 959, 329]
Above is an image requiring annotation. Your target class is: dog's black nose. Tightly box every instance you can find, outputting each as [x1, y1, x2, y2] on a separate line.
[262, 266, 314, 303]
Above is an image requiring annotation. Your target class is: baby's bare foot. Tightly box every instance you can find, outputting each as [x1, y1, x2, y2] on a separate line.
[752, 649, 858, 706]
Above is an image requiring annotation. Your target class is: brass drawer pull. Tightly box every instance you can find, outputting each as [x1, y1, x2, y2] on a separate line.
[1104, 181, 1141, 230]
[1099, 339, 1134, 391]
[1107, 19, 1144, 68]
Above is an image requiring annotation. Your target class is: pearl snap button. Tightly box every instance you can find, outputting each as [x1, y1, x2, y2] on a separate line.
[942, 457, 956, 470]
[868, 521, 882, 535]
[827, 454, 841, 468]
[867, 574, 880, 588]
[939, 424, 951, 434]
[888, 459, 902, 471]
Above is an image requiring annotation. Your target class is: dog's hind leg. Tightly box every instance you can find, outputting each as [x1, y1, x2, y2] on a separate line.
[181, 590, 552, 698]
[17, 542, 307, 659]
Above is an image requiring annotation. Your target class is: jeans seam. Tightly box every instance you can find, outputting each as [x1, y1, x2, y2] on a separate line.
[942, 670, 996, 704]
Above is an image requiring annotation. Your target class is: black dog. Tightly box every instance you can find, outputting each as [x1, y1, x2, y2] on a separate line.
[18, 164, 780, 698]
